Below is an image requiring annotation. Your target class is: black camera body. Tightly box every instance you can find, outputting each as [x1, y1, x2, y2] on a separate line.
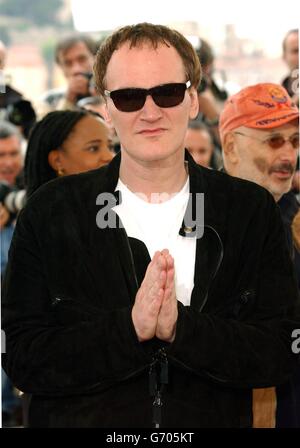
[0, 99, 36, 139]
[80, 72, 93, 82]
[197, 75, 228, 101]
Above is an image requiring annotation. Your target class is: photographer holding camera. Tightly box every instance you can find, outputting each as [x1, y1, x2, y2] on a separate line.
[194, 38, 229, 150]
[0, 40, 22, 111]
[39, 36, 98, 115]
[0, 121, 23, 236]
[0, 40, 36, 140]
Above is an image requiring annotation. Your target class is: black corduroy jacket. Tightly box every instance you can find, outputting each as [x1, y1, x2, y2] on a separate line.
[2, 151, 300, 427]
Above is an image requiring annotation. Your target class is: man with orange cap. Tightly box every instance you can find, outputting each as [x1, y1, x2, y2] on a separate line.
[220, 83, 299, 428]
[219, 83, 298, 202]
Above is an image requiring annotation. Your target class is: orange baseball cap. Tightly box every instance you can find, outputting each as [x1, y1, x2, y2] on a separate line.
[219, 83, 299, 139]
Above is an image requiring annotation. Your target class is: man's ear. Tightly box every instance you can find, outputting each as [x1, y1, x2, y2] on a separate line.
[48, 149, 62, 172]
[282, 50, 287, 63]
[188, 87, 199, 120]
[222, 132, 239, 165]
[103, 102, 113, 126]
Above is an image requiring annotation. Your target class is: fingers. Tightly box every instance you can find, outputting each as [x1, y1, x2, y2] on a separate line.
[148, 271, 166, 303]
[149, 250, 175, 295]
[67, 75, 90, 101]
[148, 286, 164, 315]
[160, 248, 169, 257]
[132, 252, 166, 342]
[160, 249, 174, 268]
[142, 251, 166, 291]
[138, 249, 175, 306]
[133, 248, 177, 342]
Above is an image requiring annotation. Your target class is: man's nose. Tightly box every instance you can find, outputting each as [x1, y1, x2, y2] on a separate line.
[279, 141, 298, 162]
[2, 155, 15, 167]
[70, 62, 85, 76]
[140, 95, 163, 121]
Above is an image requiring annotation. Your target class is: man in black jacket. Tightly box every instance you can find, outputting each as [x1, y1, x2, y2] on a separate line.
[2, 23, 300, 428]
[219, 83, 299, 427]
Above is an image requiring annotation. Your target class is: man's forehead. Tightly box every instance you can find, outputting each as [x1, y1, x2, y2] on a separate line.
[106, 41, 185, 83]
[112, 40, 177, 59]
[60, 42, 91, 60]
[285, 33, 298, 50]
[286, 32, 298, 42]
[0, 136, 21, 151]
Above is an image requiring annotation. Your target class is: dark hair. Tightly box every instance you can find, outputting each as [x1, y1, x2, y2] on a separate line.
[282, 29, 298, 53]
[55, 35, 97, 64]
[195, 38, 214, 68]
[24, 110, 92, 197]
[188, 120, 211, 133]
[0, 120, 21, 140]
[94, 22, 201, 96]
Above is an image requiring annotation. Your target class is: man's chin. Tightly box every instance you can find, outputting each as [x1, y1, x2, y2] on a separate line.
[270, 181, 293, 201]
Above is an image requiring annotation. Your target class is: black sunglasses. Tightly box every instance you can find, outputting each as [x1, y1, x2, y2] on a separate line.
[104, 81, 191, 112]
[234, 131, 299, 149]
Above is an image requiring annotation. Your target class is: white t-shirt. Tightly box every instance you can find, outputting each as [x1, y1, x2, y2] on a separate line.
[113, 177, 196, 306]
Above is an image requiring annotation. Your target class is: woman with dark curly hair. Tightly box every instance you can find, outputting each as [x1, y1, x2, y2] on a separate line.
[25, 109, 113, 197]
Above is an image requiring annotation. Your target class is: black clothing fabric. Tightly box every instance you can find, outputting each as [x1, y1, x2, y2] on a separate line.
[277, 191, 300, 427]
[0, 85, 22, 109]
[282, 75, 298, 100]
[2, 152, 300, 428]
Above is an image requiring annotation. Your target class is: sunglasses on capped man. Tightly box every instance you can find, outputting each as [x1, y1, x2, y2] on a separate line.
[104, 81, 191, 112]
[234, 131, 299, 149]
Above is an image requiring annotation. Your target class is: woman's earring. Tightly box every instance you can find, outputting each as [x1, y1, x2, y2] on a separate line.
[57, 167, 64, 176]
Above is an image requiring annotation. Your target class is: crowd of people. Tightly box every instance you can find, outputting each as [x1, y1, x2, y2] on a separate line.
[0, 24, 299, 428]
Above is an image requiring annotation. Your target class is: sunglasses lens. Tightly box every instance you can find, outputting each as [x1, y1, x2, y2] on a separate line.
[109, 83, 188, 112]
[291, 135, 299, 148]
[153, 84, 186, 108]
[111, 89, 146, 112]
[268, 135, 299, 149]
[268, 136, 285, 149]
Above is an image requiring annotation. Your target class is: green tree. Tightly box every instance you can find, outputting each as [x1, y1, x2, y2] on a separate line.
[0, 27, 11, 45]
[0, 0, 63, 26]
[41, 38, 57, 89]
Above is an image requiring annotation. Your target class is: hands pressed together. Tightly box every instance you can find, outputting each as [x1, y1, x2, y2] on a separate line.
[132, 249, 178, 343]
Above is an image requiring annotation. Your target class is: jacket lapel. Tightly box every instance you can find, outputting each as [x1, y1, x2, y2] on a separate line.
[184, 151, 229, 311]
[88, 153, 140, 306]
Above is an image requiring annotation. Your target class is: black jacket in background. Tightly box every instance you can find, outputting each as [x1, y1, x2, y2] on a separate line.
[277, 191, 300, 427]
